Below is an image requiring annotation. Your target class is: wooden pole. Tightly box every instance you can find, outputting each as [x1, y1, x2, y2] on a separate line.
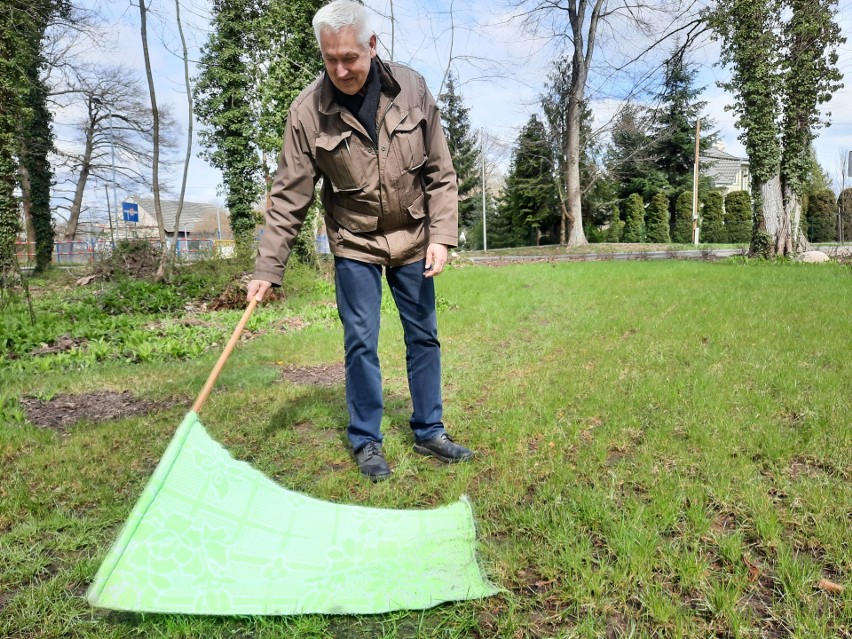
[692, 120, 701, 245]
[191, 297, 258, 413]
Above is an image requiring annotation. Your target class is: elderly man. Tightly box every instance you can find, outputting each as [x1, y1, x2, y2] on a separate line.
[247, 0, 474, 481]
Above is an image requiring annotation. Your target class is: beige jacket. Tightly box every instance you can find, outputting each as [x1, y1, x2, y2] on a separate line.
[253, 59, 459, 285]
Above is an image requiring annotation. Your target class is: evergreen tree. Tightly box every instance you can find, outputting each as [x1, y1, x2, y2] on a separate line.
[645, 193, 671, 243]
[805, 189, 836, 242]
[622, 193, 645, 243]
[672, 191, 694, 243]
[606, 104, 667, 200]
[725, 190, 753, 243]
[651, 52, 717, 194]
[194, 0, 265, 253]
[701, 190, 726, 243]
[604, 204, 624, 243]
[499, 114, 559, 246]
[438, 73, 480, 230]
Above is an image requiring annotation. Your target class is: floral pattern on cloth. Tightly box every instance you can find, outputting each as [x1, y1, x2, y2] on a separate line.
[86, 412, 498, 615]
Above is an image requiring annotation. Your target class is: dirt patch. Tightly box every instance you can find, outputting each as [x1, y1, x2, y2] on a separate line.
[21, 391, 177, 430]
[279, 363, 346, 387]
[28, 334, 87, 356]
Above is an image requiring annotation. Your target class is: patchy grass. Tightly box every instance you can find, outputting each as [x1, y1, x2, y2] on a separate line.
[1, 259, 850, 638]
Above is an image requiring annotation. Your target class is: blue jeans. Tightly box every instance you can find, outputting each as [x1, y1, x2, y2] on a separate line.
[334, 257, 446, 451]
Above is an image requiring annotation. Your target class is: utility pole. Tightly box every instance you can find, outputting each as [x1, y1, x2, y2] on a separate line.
[692, 120, 701, 245]
[481, 128, 487, 252]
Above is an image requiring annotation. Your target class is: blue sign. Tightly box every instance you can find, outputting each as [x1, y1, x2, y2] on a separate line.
[122, 202, 139, 223]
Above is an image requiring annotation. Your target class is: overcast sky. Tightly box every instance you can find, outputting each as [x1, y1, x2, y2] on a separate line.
[60, 0, 852, 221]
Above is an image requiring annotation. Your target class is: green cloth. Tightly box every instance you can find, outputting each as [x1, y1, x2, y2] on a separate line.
[87, 412, 498, 615]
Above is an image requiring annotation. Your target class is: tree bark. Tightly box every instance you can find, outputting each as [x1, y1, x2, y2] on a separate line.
[170, 0, 193, 264]
[64, 120, 96, 241]
[138, 0, 167, 278]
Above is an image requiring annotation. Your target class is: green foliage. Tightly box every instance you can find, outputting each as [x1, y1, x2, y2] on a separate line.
[439, 73, 481, 229]
[498, 114, 559, 247]
[645, 193, 671, 243]
[780, 0, 845, 196]
[672, 191, 695, 243]
[652, 52, 718, 194]
[805, 189, 837, 242]
[700, 191, 727, 243]
[725, 190, 753, 243]
[99, 278, 184, 315]
[622, 193, 645, 243]
[194, 0, 265, 253]
[606, 104, 668, 200]
[604, 204, 624, 242]
[256, 0, 324, 156]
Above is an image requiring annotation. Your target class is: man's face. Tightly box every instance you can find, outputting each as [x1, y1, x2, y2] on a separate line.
[319, 26, 376, 96]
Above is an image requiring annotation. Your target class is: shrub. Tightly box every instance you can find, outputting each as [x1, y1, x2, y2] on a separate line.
[806, 189, 837, 242]
[645, 193, 671, 243]
[622, 193, 645, 243]
[604, 205, 624, 242]
[672, 191, 694, 243]
[701, 191, 727, 243]
[725, 191, 752, 244]
[99, 278, 184, 315]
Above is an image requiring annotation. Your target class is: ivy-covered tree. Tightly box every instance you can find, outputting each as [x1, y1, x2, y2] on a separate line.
[651, 52, 717, 195]
[645, 193, 671, 243]
[194, 0, 265, 254]
[20, 33, 55, 273]
[257, 0, 324, 171]
[499, 114, 559, 246]
[672, 191, 694, 243]
[805, 189, 836, 242]
[700, 190, 726, 243]
[438, 72, 480, 230]
[0, 0, 67, 283]
[725, 190, 752, 243]
[709, 0, 845, 256]
[622, 193, 645, 243]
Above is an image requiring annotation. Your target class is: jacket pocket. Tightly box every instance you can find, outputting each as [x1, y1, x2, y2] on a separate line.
[407, 192, 426, 221]
[392, 108, 427, 172]
[332, 203, 379, 234]
[315, 131, 366, 192]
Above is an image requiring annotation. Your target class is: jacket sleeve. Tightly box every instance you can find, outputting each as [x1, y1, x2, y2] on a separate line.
[253, 108, 318, 286]
[418, 79, 459, 248]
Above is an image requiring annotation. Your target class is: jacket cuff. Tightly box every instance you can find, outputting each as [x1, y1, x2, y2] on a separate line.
[428, 233, 458, 248]
[252, 267, 284, 287]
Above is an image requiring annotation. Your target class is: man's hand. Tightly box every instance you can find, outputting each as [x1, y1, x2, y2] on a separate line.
[247, 279, 272, 302]
[424, 243, 448, 278]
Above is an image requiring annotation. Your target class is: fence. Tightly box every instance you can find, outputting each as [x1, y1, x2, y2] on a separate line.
[15, 237, 226, 266]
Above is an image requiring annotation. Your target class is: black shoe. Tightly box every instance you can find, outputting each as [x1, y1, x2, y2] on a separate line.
[355, 441, 391, 481]
[413, 433, 475, 463]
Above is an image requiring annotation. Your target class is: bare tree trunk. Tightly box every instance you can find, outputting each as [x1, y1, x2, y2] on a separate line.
[64, 122, 96, 241]
[758, 175, 785, 255]
[138, 0, 167, 278]
[170, 0, 193, 264]
[784, 183, 811, 254]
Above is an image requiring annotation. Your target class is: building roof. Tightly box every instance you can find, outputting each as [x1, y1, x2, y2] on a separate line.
[132, 197, 225, 233]
[700, 147, 748, 188]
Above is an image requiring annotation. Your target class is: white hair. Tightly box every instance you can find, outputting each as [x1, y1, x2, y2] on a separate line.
[313, 0, 374, 49]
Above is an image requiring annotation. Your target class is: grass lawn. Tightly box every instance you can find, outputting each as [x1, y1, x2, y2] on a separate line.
[1, 259, 850, 638]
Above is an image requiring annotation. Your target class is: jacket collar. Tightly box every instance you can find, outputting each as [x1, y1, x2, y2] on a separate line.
[319, 56, 401, 116]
